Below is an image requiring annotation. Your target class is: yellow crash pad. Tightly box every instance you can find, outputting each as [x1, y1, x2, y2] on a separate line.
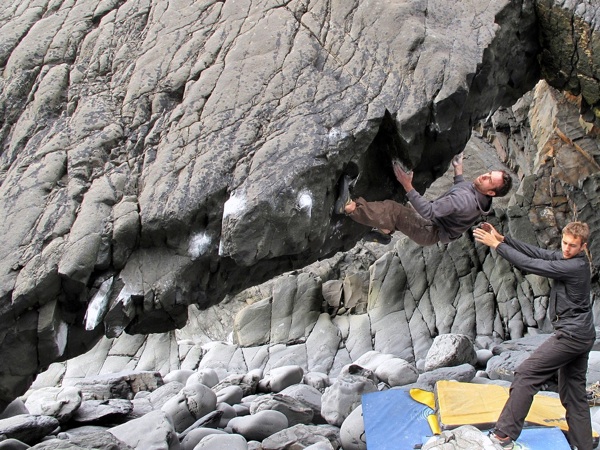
[435, 380, 598, 439]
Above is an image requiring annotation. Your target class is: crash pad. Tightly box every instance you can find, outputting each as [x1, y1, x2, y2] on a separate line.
[511, 426, 571, 449]
[362, 389, 435, 450]
[435, 380, 598, 440]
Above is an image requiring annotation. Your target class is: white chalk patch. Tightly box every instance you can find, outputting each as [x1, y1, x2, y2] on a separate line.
[328, 127, 348, 142]
[223, 193, 246, 218]
[298, 190, 312, 210]
[84, 277, 114, 330]
[188, 232, 211, 259]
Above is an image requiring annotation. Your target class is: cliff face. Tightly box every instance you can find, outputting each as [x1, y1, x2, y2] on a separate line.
[0, 0, 598, 409]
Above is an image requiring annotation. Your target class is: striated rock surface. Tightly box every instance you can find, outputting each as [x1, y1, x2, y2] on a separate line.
[0, 0, 599, 412]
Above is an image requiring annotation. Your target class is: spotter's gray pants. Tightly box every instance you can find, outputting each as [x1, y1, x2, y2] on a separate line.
[496, 332, 594, 450]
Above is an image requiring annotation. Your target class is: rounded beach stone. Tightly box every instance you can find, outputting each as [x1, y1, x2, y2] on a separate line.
[161, 383, 217, 432]
[339, 405, 366, 450]
[321, 368, 377, 426]
[108, 409, 179, 450]
[0, 439, 31, 450]
[180, 428, 228, 450]
[268, 365, 304, 393]
[187, 369, 220, 388]
[0, 399, 29, 420]
[228, 410, 289, 441]
[215, 385, 244, 405]
[24, 386, 82, 422]
[217, 402, 237, 428]
[193, 433, 248, 450]
[303, 372, 330, 392]
[164, 369, 195, 385]
[373, 358, 418, 387]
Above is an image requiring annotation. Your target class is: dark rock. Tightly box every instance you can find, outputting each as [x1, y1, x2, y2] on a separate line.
[250, 394, 314, 427]
[321, 366, 378, 426]
[70, 399, 133, 424]
[0, 400, 29, 420]
[424, 334, 478, 372]
[161, 383, 217, 433]
[415, 363, 477, 390]
[192, 434, 248, 450]
[339, 405, 366, 450]
[261, 423, 341, 450]
[0, 415, 59, 445]
[0, 439, 30, 450]
[228, 410, 289, 441]
[62, 371, 162, 401]
[24, 387, 82, 423]
[108, 410, 181, 450]
[30, 430, 134, 450]
[180, 428, 228, 450]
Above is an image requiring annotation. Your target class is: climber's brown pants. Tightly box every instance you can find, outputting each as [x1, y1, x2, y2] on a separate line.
[349, 197, 440, 246]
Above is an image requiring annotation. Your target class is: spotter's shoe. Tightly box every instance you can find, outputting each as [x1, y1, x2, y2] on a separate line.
[488, 432, 524, 449]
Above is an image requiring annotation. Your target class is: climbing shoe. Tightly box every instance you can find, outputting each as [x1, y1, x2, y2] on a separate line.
[362, 229, 393, 245]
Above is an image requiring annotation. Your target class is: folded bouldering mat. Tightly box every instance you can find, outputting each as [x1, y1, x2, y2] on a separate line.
[435, 380, 598, 442]
[362, 389, 436, 450]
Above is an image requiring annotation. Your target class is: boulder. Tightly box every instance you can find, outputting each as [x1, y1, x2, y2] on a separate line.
[374, 358, 419, 387]
[214, 385, 244, 406]
[250, 394, 314, 427]
[424, 334, 477, 372]
[108, 410, 181, 450]
[339, 405, 366, 450]
[71, 399, 133, 424]
[24, 386, 82, 423]
[303, 373, 331, 393]
[0, 439, 30, 450]
[279, 384, 324, 424]
[228, 410, 289, 441]
[0, 399, 29, 420]
[186, 369, 219, 389]
[192, 434, 248, 450]
[486, 351, 532, 382]
[216, 402, 237, 428]
[62, 371, 162, 401]
[161, 383, 217, 433]
[0, 414, 59, 445]
[321, 366, 378, 426]
[266, 366, 304, 393]
[147, 381, 185, 410]
[416, 364, 477, 390]
[31, 430, 135, 450]
[163, 370, 195, 385]
[261, 424, 341, 450]
[180, 428, 228, 450]
[212, 373, 259, 397]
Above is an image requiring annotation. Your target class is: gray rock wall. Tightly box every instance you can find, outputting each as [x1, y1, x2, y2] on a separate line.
[30, 82, 600, 406]
[0, 0, 599, 410]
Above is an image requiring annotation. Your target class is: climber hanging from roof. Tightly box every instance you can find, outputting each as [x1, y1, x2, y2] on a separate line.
[333, 152, 513, 245]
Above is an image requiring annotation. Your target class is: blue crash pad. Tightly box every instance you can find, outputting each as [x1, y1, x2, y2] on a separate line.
[510, 427, 571, 450]
[362, 389, 434, 450]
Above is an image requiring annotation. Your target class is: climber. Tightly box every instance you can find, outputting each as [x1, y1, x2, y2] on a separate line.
[334, 152, 512, 245]
[474, 221, 594, 450]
